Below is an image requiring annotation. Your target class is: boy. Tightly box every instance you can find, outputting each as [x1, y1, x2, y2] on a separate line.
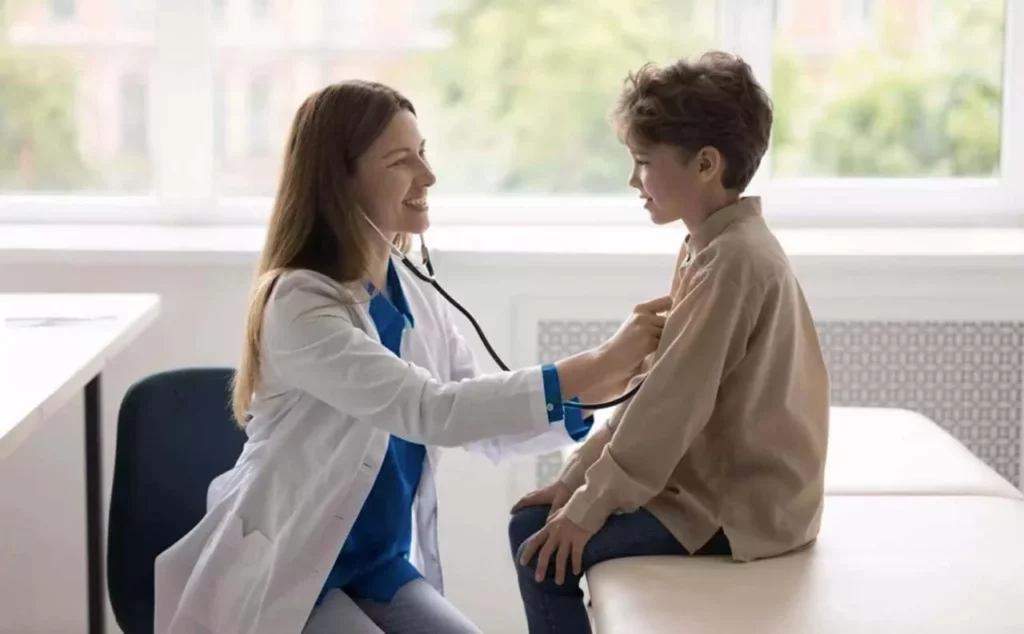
[508, 51, 830, 633]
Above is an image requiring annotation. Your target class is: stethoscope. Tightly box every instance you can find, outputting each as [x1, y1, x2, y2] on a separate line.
[364, 217, 643, 411]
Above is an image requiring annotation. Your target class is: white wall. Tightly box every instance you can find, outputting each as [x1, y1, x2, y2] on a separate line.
[1, 246, 1023, 633]
[0, 255, 582, 634]
[0, 262, 255, 634]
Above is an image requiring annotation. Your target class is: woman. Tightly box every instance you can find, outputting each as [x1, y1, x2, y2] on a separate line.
[153, 80, 667, 634]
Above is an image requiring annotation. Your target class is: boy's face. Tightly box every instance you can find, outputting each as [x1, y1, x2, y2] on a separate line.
[627, 141, 719, 227]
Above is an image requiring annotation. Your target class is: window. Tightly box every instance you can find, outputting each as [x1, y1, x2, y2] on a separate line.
[2, 0, 154, 193]
[841, 0, 875, 26]
[323, 0, 373, 40]
[49, 0, 73, 21]
[247, 77, 271, 155]
[773, 0, 1004, 178]
[213, 78, 226, 161]
[424, 0, 716, 195]
[251, 0, 269, 20]
[415, 0, 442, 24]
[119, 74, 147, 154]
[118, 0, 154, 28]
[0, 0, 1020, 225]
[215, 0, 716, 196]
[116, 73, 149, 191]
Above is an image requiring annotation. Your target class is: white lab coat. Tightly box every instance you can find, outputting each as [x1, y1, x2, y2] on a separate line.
[153, 264, 579, 634]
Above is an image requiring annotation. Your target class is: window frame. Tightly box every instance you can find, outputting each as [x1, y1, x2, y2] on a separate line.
[0, 0, 1020, 228]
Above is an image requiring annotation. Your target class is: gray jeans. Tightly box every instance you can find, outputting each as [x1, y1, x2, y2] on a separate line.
[303, 580, 481, 634]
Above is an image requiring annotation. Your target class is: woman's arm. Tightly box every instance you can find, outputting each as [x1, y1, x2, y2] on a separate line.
[443, 318, 596, 461]
[264, 271, 659, 448]
[442, 297, 667, 462]
[555, 297, 668, 398]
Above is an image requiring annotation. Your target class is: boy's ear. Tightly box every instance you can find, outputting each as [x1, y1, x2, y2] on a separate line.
[696, 146, 723, 183]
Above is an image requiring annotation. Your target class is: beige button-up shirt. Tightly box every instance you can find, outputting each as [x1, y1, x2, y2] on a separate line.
[559, 197, 830, 562]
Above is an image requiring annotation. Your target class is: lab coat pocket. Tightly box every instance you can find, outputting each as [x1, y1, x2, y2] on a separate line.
[187, 513, 273, 634]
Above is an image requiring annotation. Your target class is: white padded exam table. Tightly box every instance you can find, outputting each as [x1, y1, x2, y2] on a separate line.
[589, 495, 1024, 633]
[586, 407, 1024, 633]
[826, 407, 1021, 499]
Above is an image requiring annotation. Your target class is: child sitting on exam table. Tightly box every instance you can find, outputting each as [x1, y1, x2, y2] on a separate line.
[507, 51, 831, 634]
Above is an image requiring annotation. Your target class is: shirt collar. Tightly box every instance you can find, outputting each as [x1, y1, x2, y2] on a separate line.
[684, 196, 762, 261]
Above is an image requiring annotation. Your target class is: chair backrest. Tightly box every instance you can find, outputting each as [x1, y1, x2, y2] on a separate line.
[107, 367, 247, 634]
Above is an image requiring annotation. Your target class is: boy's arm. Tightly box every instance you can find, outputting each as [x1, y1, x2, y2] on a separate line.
[558, 245, 687, 491]
[671, 240, 689, 296]
[557, 367, 648, 491]
[561, 266, 760, 533]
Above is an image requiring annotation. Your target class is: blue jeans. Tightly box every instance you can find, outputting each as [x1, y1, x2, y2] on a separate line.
[508, 505, 730, 634]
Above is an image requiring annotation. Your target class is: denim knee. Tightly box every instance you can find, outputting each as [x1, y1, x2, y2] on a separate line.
[507, 505, 550, 563]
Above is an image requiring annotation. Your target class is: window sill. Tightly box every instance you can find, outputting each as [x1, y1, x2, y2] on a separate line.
[1, 223, 1023, 270]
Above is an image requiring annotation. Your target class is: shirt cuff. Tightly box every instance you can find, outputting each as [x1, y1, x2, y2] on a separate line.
[558, 452, 589, 491]
[562, 485, 616, 534]
[540, 363, 564, 424]
[563, 398, 594, 441]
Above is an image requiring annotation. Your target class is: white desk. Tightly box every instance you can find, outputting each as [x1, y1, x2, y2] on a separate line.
[0, 293, 161, 634]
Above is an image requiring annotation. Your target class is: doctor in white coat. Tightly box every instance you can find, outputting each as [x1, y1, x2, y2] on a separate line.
[153, 80, 667, 634]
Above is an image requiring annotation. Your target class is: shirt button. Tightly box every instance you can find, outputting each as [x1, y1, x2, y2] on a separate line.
[547, 403, 554, 412]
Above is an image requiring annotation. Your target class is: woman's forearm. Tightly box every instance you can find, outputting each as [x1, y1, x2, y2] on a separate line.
[554, 349, 615, 400]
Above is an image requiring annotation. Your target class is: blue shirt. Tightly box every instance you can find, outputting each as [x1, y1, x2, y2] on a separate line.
[319, 260, 589, 603]
[319, 261, 425, 603]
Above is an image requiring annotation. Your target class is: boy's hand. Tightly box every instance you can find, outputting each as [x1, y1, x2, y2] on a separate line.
[519, 507, 594, 585]
[511, 482, 571, 517]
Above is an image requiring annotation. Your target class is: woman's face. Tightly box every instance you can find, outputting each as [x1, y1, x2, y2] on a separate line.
[352, 109, 436, 237]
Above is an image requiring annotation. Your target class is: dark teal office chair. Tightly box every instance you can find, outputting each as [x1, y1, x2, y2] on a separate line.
[107, 367, 247, 633]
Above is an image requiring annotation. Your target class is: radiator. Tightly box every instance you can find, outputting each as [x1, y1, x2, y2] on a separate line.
[534, 319, 1024, 488]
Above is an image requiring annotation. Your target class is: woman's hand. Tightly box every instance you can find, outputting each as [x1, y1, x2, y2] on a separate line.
[552, 295, 669, 401]
[511, 481, 572, 516]
[598, 295, 671, 381]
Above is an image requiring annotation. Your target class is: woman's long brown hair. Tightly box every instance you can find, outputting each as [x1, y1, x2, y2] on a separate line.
[232, 81, 413, 425]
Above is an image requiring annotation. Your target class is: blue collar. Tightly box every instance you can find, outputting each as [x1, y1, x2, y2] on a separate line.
[366, 259, 415, 338]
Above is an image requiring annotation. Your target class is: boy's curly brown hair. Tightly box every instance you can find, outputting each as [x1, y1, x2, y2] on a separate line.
[613, 52, 773, 192]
